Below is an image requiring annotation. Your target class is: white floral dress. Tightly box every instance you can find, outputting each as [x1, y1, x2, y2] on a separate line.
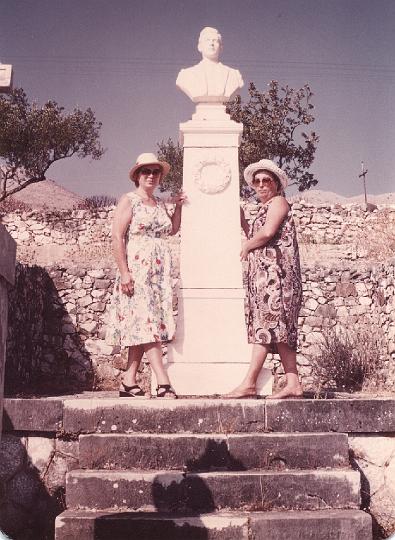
[106, 192, 176, 347]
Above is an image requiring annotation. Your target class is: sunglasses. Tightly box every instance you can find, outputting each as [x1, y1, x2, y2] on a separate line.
[252, 177, 276, 186]
[140, 167, 162, 176]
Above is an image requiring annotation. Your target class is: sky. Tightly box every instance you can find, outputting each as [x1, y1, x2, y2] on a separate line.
[1, 0, 395, 198]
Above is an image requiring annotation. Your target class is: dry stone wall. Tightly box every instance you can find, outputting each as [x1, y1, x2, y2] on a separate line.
[1, 208, 113, 247]
[1, 203, 394, 394]
[4, 259, 395, 395]
[2, 203, 395, 249]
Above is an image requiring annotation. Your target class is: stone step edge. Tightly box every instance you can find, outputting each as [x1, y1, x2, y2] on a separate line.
[56, 507, 371, 523]
[68, 467, 357, 479]
[78, 432, 348, 439]
[65, 468, 361, 514]
[55, 509, 372, 539]
[4, 396, 395, 434]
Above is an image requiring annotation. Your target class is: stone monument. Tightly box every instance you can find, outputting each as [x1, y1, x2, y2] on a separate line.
[167, 27, 272, 395]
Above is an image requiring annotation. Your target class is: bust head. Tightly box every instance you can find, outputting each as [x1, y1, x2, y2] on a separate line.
[197, 27, 223, 62]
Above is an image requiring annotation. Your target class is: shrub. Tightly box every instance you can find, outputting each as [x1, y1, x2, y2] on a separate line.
[310, 322, 387, 392]
[76, 195, 117, 209]
[0, 196, 32, 213]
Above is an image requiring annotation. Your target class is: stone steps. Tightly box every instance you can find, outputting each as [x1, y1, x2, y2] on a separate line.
[79, 432, 349, 471]
[53, 398, 373, 539]
[66, 468, 361, 513]
[56, 509, 372, 540]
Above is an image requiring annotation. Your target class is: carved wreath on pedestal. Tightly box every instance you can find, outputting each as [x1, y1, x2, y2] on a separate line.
[193, 156, 231, 194]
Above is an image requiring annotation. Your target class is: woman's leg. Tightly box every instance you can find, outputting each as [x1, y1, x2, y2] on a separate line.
[267, 342, 303, 399]
[224, 343, 270, 398]
[144, 342, 177, 398]
[143, 342, 171, 386]
[122, 345, 144, 386]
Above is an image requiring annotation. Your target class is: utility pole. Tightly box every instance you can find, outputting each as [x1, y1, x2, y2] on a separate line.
[358, 161, 368, 209]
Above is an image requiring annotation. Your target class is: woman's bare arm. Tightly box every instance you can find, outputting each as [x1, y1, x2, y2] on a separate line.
[169, 192, 187, 235]
[240, 206, 249, 236]
[240, 196, 289, 260]
[112, 194, 133, 295]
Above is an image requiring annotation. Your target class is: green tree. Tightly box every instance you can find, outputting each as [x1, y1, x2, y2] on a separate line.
[157, 137, 183, 195]
[157, 80, 319, 196]
[0, 88, 104, 201]
[228, 81, 319, 194]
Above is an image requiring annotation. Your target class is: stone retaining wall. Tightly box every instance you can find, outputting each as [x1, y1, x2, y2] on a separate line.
[0, 225, 16, 438]
[1, 203, 394, 394]
[4, 259, 395, 395]
[1, 203, 395, 247]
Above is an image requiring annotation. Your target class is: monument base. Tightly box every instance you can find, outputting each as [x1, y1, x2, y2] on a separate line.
[163, 362, 272, 396]
[166, 288, 273, 396]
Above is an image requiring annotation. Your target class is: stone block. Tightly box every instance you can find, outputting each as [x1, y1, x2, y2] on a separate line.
[66, 469, 361, 512]
[25, 436, 55, 474]
[63, 399, 266, 435]
[249, 509, 372, 540]
[336, 283, 357, 297]
[79, 432, 348, 472]
[3, 399, 63, 432]
[55, 509, 249, 540]
[266, 399, 395, 433]
[0, 434, 26, 482]
[7, 469, 43, 508]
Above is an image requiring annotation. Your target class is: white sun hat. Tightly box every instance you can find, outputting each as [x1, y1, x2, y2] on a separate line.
[129, 152, 171, 181]
[243, 159, 289, 189]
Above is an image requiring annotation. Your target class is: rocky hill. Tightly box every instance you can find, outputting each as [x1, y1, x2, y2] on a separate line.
[12, 179, 84, 210]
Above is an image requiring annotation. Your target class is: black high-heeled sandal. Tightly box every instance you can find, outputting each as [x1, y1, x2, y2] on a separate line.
[156, 384, 178, 399]
[119, 382, 148, 398]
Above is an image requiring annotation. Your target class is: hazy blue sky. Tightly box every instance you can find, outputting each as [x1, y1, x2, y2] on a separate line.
[1, 0, 394, 198]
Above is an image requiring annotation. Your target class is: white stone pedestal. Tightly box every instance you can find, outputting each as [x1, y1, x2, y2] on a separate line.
[167, 105, 272, 395]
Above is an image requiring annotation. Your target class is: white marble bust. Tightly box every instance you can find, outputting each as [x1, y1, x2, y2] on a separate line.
[176, 27, 244, 103]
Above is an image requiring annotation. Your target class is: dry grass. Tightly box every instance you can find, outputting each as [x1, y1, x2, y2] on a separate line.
[354, 209, 395, 261]
[75, 195, 117, 210]
[310, 321, 388, 393]
[0, 197, 33, 213]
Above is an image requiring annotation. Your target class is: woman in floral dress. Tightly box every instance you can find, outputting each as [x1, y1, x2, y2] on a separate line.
[226, 159, 303, 400]
[107, 153, 186, 398]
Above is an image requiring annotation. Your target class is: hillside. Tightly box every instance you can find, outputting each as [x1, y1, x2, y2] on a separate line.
[9, 181, 395, 210]
[289, 189, 395, 206]
[12, 179, 84, 210]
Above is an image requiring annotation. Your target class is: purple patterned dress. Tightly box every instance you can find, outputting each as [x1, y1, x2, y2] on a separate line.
[244, 199, 302, 351]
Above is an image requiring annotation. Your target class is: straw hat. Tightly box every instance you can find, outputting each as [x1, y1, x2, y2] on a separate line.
[243, 159, 289, 189]
[129, 152, 171, 181]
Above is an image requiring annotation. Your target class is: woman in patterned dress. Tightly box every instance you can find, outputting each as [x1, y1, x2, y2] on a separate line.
[106, 153, 186, 398]
[226, 159, 303, 399]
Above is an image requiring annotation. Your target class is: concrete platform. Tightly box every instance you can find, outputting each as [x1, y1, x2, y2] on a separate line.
[66, 469, 361, 513]
[55, 509, 372, 540]
[79, 432, 349, 471]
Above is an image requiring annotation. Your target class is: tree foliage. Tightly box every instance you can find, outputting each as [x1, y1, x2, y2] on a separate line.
[157, 80, 319, 196]
[228, 81, 319, 194]
[157, 137, 183, 195]
[0, 88, 104, 201]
